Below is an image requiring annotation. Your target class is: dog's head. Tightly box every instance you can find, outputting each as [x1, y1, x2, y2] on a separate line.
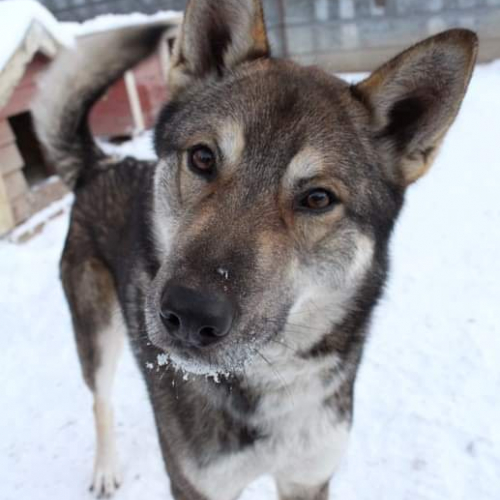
[146, 0, 477, 375]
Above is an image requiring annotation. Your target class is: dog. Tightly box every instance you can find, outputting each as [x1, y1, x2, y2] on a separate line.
[33, 1, 477, 499]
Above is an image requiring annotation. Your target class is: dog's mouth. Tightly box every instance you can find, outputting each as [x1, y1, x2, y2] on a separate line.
[149, 320, 288, 378]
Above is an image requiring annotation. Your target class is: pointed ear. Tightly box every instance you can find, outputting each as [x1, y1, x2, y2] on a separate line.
[353, 29, 478, 186]
[169, 0, 269, 96]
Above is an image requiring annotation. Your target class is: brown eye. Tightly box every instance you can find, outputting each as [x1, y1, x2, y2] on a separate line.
[188, 145, 216, 178]
[296, 188, 338, 213]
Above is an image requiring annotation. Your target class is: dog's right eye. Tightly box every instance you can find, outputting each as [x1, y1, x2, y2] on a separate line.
[188, 145, 216, 179]
[295, 188, 338, 214]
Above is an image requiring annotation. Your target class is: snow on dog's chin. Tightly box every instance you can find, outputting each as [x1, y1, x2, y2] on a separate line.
[149, 325, 281, 380]
[154, 350, 246, 382]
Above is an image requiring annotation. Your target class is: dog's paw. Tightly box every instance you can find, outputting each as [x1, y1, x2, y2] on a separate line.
[90, 456, 122, 498]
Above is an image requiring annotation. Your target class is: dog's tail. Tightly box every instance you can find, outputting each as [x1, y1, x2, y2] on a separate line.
[33, 21, 179, 189]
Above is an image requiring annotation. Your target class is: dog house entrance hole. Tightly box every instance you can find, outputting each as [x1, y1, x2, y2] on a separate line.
[8, 111, 54, 187]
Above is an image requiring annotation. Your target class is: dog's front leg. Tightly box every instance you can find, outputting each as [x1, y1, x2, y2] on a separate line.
[62, 256, 126, 497]
[276, 481, 329, 500]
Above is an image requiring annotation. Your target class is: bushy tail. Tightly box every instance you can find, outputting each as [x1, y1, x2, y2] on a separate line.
[33, 21, 179, 189]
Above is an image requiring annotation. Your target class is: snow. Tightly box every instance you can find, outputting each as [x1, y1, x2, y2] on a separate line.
[7, 192, 73, 244]
[0, 0, 74, 72]
[1, 61, 500, 499]
[98, 133, 157, 162]
[61, 11, 182, 38]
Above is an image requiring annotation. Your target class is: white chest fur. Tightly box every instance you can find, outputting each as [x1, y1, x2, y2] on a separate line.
[184, 357, 351, 500]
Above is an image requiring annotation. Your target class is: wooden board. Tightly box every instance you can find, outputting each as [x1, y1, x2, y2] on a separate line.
[0, 142, 24, 176]
[0, 120, 15, 148]
[3, 169, 28, 201]
[89, 76, 134, 137]
[0, 173, 15, 234]
[30, 178, 68, 215]
[11, 190, 33, 225]
[10, 192, 32, 225]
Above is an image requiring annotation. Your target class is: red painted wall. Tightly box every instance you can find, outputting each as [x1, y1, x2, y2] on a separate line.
[89, 52, 169, 137]
[0, 54, 51, 120]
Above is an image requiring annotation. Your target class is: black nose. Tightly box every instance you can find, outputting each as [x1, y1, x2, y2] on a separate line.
[159, 284, 234, 348]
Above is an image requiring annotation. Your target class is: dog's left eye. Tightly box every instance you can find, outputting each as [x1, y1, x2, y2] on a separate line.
[188, 145, 216, 178]
[295, 188, 338, 213]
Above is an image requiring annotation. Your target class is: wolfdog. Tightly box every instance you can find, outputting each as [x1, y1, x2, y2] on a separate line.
[33, 1, 477, 498]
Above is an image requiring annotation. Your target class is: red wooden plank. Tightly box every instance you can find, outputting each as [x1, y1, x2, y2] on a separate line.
[0, 85, 36, 119]
[89, 77, 135, 137]
[0, 54, 51, 120]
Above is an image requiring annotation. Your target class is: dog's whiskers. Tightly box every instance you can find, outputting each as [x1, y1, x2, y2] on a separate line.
[269, 338, 294, 351]
[252, 348, 293, 401]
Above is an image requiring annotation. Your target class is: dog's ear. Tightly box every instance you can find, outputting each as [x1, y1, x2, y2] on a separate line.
[169, 0, 269, 96]
[353, 29, 477, 186]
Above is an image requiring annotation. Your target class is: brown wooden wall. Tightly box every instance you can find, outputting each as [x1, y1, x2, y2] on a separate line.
[0, 120, 28, 229]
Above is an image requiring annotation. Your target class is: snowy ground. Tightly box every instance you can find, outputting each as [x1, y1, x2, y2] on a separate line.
[1, 61, 500, 500]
